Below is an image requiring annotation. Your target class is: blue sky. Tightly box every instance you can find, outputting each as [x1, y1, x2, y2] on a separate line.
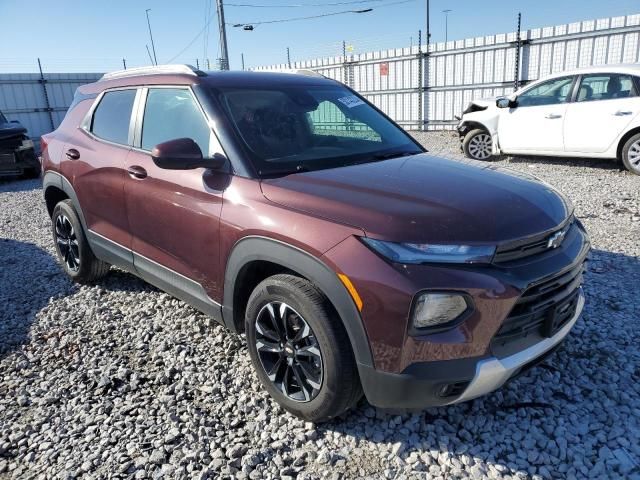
[1, 0, 638, 73]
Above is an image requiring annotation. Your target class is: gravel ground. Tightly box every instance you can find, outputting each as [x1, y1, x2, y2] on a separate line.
[1, 132, 639, 480]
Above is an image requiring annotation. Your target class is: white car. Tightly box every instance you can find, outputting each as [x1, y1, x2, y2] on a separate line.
[457, 64, 640, 175]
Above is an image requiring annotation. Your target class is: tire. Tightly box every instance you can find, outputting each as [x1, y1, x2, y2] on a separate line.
[245, 274, 362, 422]
[621, 132, 640, 176]
[51, 200, 110, 283]
[463, 128, 494, 161]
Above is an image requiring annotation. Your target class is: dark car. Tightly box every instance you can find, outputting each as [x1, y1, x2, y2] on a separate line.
[41, 65, 590, 422]
[0, 110, 40, 178]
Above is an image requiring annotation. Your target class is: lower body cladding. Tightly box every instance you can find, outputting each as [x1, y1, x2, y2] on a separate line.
[360, 289, 584, 409]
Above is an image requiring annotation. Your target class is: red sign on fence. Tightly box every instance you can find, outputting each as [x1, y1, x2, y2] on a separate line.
[380, 62, 389, 76]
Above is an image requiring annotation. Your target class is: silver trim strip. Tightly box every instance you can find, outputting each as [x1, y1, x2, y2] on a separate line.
[451, 288, 585, 404]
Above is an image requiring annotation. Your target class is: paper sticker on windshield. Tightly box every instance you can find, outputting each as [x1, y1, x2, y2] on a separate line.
[337, 95, 365, 108]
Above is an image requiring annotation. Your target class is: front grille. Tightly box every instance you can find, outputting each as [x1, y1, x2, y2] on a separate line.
[0, 153, 15, 165]
[493, 260, 585, 345]
[493, 217, 575, 263]
[0, 135, 25, 152]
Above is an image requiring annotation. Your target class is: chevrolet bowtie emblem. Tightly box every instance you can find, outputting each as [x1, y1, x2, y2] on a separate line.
[547, 228, 568, 249]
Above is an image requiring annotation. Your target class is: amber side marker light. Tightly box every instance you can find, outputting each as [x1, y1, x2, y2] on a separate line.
[338, 274, 363, 312]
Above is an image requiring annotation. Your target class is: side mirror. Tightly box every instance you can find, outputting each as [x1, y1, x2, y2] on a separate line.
[151, 138, 226, 170]
[10, 120, 20, 124]
[496, 97, 515, 109]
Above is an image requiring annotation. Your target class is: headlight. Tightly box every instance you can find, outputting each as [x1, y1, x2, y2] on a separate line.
[21, 139, 34, 149]
[412, 292, 471, 331]
[361, 238, 495, 264]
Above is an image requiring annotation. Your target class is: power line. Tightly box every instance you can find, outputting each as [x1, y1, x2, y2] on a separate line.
[230, 0, 415, 27]
[166, 11, 218, 63]
[226, 0, 383, 7]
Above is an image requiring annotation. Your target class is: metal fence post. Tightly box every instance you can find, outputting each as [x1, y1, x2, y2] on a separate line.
[514, 13, 522, 91]
[417, 30, 423, 131]
[37, 58, 55, 132]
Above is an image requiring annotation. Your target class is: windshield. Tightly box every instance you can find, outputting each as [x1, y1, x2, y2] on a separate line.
[215, 84, 422, 175]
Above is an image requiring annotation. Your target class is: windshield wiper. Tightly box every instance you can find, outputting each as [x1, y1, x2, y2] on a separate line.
[259, 164, 310, 177]
[373, 150, 421, 160]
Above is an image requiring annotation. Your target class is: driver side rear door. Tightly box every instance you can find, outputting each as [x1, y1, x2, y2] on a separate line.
[497, 76, 576, 154]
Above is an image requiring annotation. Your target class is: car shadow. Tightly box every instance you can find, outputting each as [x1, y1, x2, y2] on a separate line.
[0, 177, 42, 193]
[0, 238, 76, 362]
[503, 154, 622, 171]
[315, 247, 640, 477]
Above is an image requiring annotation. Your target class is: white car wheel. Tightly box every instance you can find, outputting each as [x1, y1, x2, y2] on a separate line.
[463, 129, 494, 161]
[622, 134, 640, 176]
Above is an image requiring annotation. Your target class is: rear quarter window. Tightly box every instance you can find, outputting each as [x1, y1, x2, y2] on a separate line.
[91, 89, 137, 145]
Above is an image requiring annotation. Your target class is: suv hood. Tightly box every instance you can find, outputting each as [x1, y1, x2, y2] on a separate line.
[261, 154, 571, 244]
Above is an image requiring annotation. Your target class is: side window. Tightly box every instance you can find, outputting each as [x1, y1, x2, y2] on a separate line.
[91, 89, 137, 144]
[141, 88, 213, 155]
[517, 77, 574, 107]
[308, 101, 381, 142]
[577, 74, 637, 102]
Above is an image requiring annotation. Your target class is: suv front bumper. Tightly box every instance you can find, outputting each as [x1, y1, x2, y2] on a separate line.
[359, 288, 584, 409]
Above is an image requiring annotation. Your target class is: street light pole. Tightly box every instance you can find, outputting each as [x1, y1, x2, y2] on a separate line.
[442, 9, 452, 43]
[216, 0, 230, 70]
[145, 9, 158, 65]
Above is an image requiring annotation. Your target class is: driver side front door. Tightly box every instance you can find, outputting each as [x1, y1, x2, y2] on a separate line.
[124, 86, 228, 309]
[498, 76, 576, 154]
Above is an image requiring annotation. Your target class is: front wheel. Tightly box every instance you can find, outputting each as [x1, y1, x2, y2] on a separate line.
[463, 128, 494, 161]
[245, 274, 362, 422]
[621, 132, 640, 175]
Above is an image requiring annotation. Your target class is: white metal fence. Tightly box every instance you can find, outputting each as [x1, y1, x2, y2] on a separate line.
[0, 73, 101, 151]
[255, 13, 640, 130]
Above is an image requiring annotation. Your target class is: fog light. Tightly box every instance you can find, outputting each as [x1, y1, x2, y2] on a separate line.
[412, 293, 469, 330]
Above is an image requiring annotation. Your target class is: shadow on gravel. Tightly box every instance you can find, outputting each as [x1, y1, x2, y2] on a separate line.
[315, 248, 640, 477]
[0, 178, 42, 194]
[0, 239, 75, 361]
[503, 155, 622, 172]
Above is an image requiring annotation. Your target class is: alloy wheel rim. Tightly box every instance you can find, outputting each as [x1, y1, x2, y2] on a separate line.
[55, 214, 80, 272]
[468, 133, 492, 160]
[254, 301, 323, 402]
[628, 140, 640, 172]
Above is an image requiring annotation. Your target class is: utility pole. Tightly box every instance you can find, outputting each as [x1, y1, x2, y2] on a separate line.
[287, 47, 291, 68]
[241, 53, 245, 70]
[442, 9, 452, 43]
[216, 0, 230, 70]
[145, 9, 158, 65]
[122, 58, 127, 70]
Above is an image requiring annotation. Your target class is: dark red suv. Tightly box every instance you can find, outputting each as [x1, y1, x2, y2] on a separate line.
[41, 65, 590, 422]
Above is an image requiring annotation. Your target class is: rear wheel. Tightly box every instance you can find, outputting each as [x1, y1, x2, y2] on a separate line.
[621, 133, 640, 176]
[463, 128, 494, 161]
[245, 274, 362, 422]
[51, 200, 110, 283]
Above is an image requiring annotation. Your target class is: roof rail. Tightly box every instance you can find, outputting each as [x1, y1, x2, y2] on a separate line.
[99, 64, 206, 82]
[256, 68, 326, 79]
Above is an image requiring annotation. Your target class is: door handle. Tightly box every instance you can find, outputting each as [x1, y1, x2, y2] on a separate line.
[544, 114, 562, 119]
[127, 165, 147, 179]
[613, 111, 632, 116]
[65, 148, 80, 160]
